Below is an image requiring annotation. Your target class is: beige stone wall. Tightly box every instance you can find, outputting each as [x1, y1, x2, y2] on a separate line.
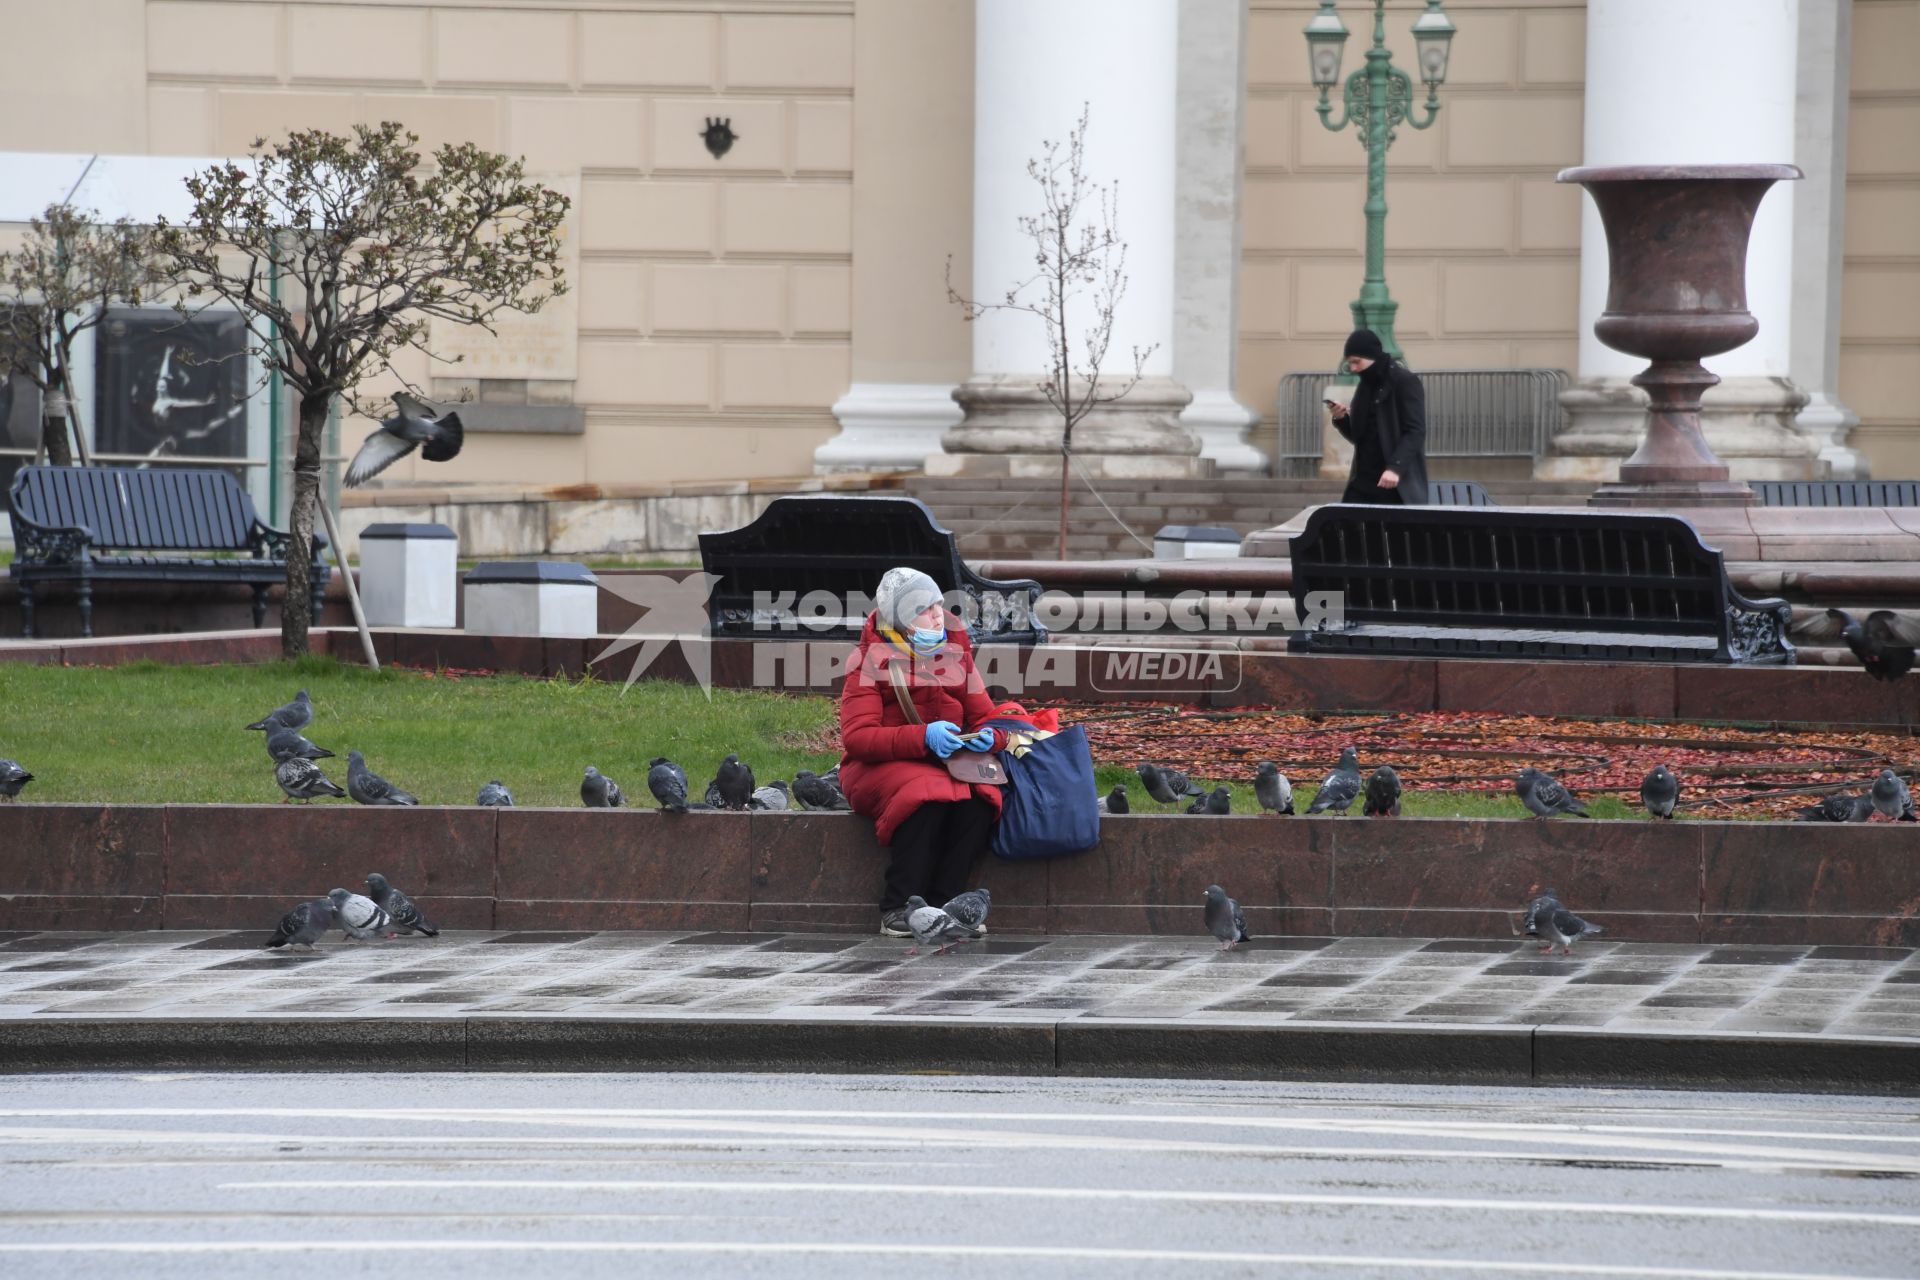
[1237, 0, 1586, 458]
[1841, 0, 1920, 479]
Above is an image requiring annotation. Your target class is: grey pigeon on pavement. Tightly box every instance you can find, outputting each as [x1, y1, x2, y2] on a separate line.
[902, 894, 972, 956]
[1515, 766, 1589, 818]
[648, 757, 690, 811]
[327, 887, 390, 941]
[1520, 887, 1562, 939]
[1363, 765, 1402, 817]
[1524, 889, 1603, 955]
[1796, 792, 1876, 822]
[581, 765, 624, 808]
[1640, 764, 1679, 819]
[344, 391, 464, 488]
[364, 873, 438, 938]
[1308, 747, 1363, 815]
[792, 768, 849, 811]
[1098, 784, 1130, 815]
[347, 751, 418, 806]
[1829, 608, 1918, 682]
[941, 887, 991, 938]
[712, 754, 755, 810]
[275, 756, 346, 803]
[265, 898, 334, 950]
[1203, 884, 1251, 951]
[749, 780, 792, 811]
[247, 689, 312, 732]
[1137, 762, 1202, 809]
[476, 780, 514, 807]
[0, 758, 34, 800]
[266, 725, 334, 764]
[1870, 768, 1917, 821]
[1254, 761, 1293, 816]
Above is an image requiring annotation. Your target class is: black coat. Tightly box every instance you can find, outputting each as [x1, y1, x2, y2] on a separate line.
[1333, 359, 1429, 506]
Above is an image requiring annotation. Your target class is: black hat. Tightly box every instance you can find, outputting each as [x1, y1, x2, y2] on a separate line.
[1343, 329, 1386, 360]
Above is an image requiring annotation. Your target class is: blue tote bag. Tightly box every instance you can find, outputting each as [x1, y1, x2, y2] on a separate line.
[990, 722, 1100, 860]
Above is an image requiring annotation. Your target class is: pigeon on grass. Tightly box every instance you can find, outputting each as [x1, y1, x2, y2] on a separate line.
[476, 780, 514, 807]
[266, 898, 334, 950]
[364, 873, 438, 938]
[275, 756, 346, 803]
[1097, 785, 1130, 815]
[902, 895, 972, 956]
[749, 781, 792, 811]
[1190, 785, 1231, 815]
[344, 392, 464, 488]
[1254, 761, 1294, 816]
[1796, 792, 1875, 823]
[648, 758, 690, 812]
[1137, 762, 1203, 810]
[711, 754, 756, 810]
[247, 689, 312, 733]
[327, 888, 390, 941]
[0, 758, 34, 800]
[1363, 765, 1402, 817]
[1515, 767, 1589, 819]
[1640, 765, 1679, 819]
[1204, 884, 1251, 952]
[348, 752, 418, 806]
[581, 766, 624, 808]
[266, 726, 334, 764]
[792, 768, 849, 811]
[1870, 769, 1917, 822]
[1307, 747, 1363, 815]
[941, 888, 991, 939]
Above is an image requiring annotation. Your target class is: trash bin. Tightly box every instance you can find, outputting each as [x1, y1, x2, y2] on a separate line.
[358, 523, 457, 628]
[463, 560, 600, 637]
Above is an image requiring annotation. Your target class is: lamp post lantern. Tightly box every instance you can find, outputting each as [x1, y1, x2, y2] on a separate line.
[1305, 0, 1455, 360]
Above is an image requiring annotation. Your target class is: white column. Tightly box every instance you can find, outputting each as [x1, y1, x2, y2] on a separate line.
[1546, 0, 1817, 482]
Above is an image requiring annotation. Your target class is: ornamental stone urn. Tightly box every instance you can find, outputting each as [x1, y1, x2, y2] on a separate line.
[1558, 164, 1801, 507]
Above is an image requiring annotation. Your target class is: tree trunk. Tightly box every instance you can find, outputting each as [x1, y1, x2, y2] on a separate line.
[281, 391, 330, 658]
[40, 409, 73, 467]
[1057, 447, 1070, 561]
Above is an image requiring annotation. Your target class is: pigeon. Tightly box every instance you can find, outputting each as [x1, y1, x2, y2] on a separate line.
[1828, 608, 1918, 682]
[902, 894, 972, 956]
[364, 872, 439, 938]
[581, 765, 624, 808]
[711, 754, 755, 811]
[247, 689, 312, 732]
[1253, 761, 1293, 816]
[274, 756, 346, 803]
[327, 888, 390, 941]
[648, 757, 690, 811]
[1203, 884, 1251, 952]
[265, 898, 335, 950]
[1640, 764, 1679, 819]
[1870, 768, 1917, 822]
[343, 391, 465, 488]
[1519, 887, 1562, 940]
[1098, 784, 1130, 815]
[0, 758, 33, 800]
[1198, 785, 1232, 815]
[749, 780, 792, 811]
[1137, 762, 1202, 809]
[1307, 747, 1363, 815]
[1525, 889, 1604, 956]
[941, 887, 991, 938]
[266, 725, 333, 764]
[1515, 766, 1589, 818]
[792, 768, 849, 811]
[1796, 792, 1875, 822]
[347, 751, 418, 806]
[1363, 765, 1402, 817]
[476, 780, 514, 807]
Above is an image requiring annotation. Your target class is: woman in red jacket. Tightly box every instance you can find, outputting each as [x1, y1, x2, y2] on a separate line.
[838, 566, 1009, 937]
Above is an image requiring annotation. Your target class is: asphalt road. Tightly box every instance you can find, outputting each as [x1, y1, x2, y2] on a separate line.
[0, 1072, 1914, 1278]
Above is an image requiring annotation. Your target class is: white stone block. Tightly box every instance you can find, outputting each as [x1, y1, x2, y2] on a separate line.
[360, 523, 459, 628]
[1153, 525, 1243, 560]
[463, 561, 601, 637]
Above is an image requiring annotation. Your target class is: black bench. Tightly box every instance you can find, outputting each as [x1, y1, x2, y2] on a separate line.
[1750, 480, 1920, 507]
[1289, 504, 1794, 664]
[699, 495, 1048, 644]
[1428, 479, 1493, 507]
[8, 465, 330, 638]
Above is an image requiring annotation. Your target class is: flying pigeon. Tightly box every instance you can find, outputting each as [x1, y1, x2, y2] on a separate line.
[941, 887, 991, 938]
[327, 887, 390, 941]
[792, 768, 849, 811]
[1098, 784, 1130, 815]
[1363, 765, 1402, 817]
[247, 689, 312, 733]
[648, 757, 690, 811]
[343, 392, 464, 488]
[265, 898, 335, 950]
[1307, 747, 1363, 815]
[1524, 889, 1603, 955]
[1870, 768, 1917, 822]
[712, 754, 755, 810]
[275, 756, 346, 803]
[476, 780, 514, 807]
[581, 765, 624, 808]
[1828, 608, 1918, 682]
[347, 751, 418, 806]
[0, 758, 33, 800]
[266, 725, 334, 764]
[1640, 765, 1679, 819]
[1253, 761, 1293, 816]
[1796, 792, 1876, 822]
[1515, 766, 1589, 819]
[749, 780, 792, 811]
[1137, 762, 1202, 809]
[902, 894, 972, 956]
[1203, 884, 1251, 952]
[364, 872, 439, 938]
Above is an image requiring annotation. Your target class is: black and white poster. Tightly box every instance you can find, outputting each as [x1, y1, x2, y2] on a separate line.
[93, 308, 249, 469]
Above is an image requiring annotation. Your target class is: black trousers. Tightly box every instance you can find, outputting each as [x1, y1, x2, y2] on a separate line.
[882, 797, 995, 910]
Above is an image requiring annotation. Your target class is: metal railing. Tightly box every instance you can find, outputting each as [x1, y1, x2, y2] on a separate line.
[1276, 367, 1570, 479]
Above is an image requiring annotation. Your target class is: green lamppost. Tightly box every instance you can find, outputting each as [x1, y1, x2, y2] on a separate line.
[1305, 0, 1457, 360]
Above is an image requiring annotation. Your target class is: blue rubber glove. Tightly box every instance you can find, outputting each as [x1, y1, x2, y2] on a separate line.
[924, 721, 966, 759]
[963, 729, 997, 753]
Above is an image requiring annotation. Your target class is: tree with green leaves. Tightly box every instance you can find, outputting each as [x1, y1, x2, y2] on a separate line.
[157, 121, 570, 657]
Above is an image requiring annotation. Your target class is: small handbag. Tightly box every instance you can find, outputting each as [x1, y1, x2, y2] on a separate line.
[888, 663, 1007, 786]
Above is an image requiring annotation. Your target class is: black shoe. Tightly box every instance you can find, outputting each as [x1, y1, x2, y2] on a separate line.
[879, 908, 912, 938]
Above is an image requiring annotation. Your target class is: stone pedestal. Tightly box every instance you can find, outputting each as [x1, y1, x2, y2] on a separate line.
[464, 561, 599, 638]
[1538, 376, 1818, 485]
[359, 522, 457, 629]
[815, 384, 959, 473]
[927, 375, 1210, 478]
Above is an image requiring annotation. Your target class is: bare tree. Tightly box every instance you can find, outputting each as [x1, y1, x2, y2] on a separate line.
[156, 121, 570, 657]
[0, 204, 165, 465]
[948, 105, 1152, 560]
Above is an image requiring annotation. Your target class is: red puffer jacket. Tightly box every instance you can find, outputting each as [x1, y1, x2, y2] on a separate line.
[837, 614, 1008, 845]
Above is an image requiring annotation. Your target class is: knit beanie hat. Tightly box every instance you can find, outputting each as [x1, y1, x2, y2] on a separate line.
[1343, 328, 1386, 361]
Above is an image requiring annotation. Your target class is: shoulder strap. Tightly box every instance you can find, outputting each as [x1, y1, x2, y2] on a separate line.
[887, 661, 922, 724]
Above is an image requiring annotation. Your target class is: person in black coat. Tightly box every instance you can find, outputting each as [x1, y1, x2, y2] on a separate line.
[1328, 328, 1429, 505]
